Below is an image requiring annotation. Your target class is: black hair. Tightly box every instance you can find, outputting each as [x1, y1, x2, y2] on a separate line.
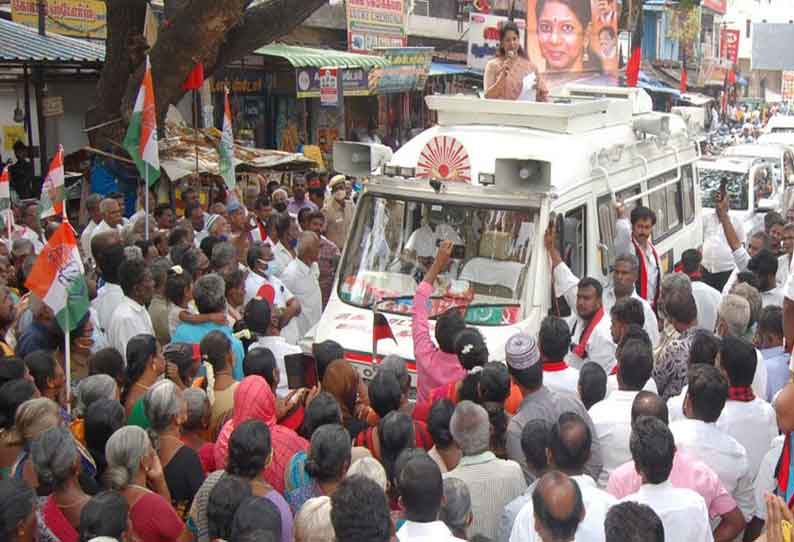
[688, 329, 721, 367]
[165, 267, 193, 306]
[617, 339, 653, 391]
[687, 364, 728, 423]
[630, 205, 657, 226]
[368, 370, 402, 419]
[605, 501, 665, 542]
[299, 392, 342, 440]
[665, 290, 697, 324]
[0, 358, 25, 386]
[610, 298, 645, 327]
[680, 249, 702, 275]
[255, 193, 271, 210]
[539, 316, 570, 361]
[427, 399, 456, 449]
[227, 419, 271, 479]
[94, 243, 125, 284]
[630, 391, 668, 425]
[244, 298, 271, 336]
[312, 340, 345, 380]
[578, 276, 603, 298]
[459, 362, 511, 455]
[118, 258, 149, 297]
[224, 269, 246, 294]
[719, 335, 757, 387]
[200, 330, 232, 373]
[243, 348, 277, 388]
[378, 411, 415, 485]
[748, 248, 779, 288]
[532, 472, 584, 541]
[200, 236, 222, 262]
[509, 362, 543, 391]
[497, 20, 526, 57]
[79, 490, 129, 542]
[521, 419, 551, 474]
[0, 379, 36, 431]
[758, 305, 784, 338]
[122, 334, 158, 403]
[273, 212, 292, 239]
[24, 350, 56, 393]
[736, 270, 760, 290]
[297, 207, 313, 228]
[153, 203, 171, 219]
[230, 496, 283, 542]
[167, 227, 190, 248]
[435, 307, 466, 354]
[398, 453, 443, 522]
[619, 324, 652, 352]
[89, 348, 125, 385]
[180, 248, 205, 278]
[0, 478, 35, 540]
[208, 475, 252, 541]
[549, 412, 592, 473]
[578, 362, 606, 410]
[134, 239, 156, 259]
[766, 211, 786, 231]
[305, 424, 352, 483]
[331, 475, 392, 542]
[454, 327, 488, 371]
[84, 399, 125, 480]
[163, 343, 198, 385]
[630, 416, 675, 484]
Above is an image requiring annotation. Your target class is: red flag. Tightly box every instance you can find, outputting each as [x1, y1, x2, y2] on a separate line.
[626, 9, 643, 87]
[373, 312, 396, 346]
[680, 50, 688, 93]
[181, 63, 205, 91]
[728, 67, 736, 86]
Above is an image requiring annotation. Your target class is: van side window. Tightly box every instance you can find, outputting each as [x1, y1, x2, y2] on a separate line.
[682, 165, 695, 224]
[648, 170, 683, 242]
[784, 152, 794, 185]
[596, 185, 640, 274]
[557, 205, 587, 279]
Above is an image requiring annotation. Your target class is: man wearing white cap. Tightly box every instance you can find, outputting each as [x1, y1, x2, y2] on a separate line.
[323, 174, 354, 250]
[504, 332, 603, 483]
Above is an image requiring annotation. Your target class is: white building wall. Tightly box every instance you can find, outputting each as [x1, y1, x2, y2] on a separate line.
[723, 0, 794, 60]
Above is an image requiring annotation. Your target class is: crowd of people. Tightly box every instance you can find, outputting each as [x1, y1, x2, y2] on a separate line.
[0, 166, 793, 542]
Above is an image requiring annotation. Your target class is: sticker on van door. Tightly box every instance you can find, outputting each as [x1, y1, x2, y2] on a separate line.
[417, 136, 471, 182]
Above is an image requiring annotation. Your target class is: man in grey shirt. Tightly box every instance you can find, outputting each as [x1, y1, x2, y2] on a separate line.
[503, 333, 603, 482]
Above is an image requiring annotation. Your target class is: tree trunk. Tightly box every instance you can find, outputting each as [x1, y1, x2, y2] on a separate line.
[87, 0, 328, 150]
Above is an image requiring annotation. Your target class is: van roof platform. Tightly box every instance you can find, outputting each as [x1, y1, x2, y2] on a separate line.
[426, 85, 654, 135]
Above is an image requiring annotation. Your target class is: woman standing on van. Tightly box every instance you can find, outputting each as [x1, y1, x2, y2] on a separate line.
[484, 21, 548, 102]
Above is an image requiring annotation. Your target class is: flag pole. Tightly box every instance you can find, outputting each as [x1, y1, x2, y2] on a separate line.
[64, 311, 71, 414]
[144, 174, 149, 241]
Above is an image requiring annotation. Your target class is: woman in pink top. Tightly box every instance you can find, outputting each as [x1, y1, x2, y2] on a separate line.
[484, 21, 548, 101]
[411, 242, 466, 403]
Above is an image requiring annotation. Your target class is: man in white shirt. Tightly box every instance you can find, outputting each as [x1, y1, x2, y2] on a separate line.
[396, 454, 465, 542]
[270, 212, 298, 278]
[614, 204, 660, 309]
[669, 364, 756, 521]
[280, 232, 323, 340]
[778, 223, 794, 287]
[545, 228, 616, 372]
[715, 336, 778, 480]
[404, 205, 463, 271]
[510, 412, 616, 542]
[715, 294, 768, 400]
[601, 254, 659, 347]
[679, 249, 723, 332]
[538, 316, 579, 396]
[107, 257, 154, 362]
[244, 241, 302, 345]
[528, 472, 585, 542]
[589, 338, 653, 488]
[604, 502, 665, 542]
[89, 231, 126, 335]
[701, 197, 745, 291]
[79, 194, 103, 259]
[747, 249, 785, 307]
[620, 416, 713, 542]
[89, 198, 125, 262]
[245, 298, 300, 398]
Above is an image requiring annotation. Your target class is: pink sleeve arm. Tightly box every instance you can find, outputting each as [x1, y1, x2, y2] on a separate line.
[412, 281, 437, 361]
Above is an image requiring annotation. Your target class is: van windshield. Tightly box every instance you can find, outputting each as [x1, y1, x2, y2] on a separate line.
[699, 169, 749, 210]
[337, 193, 540, 325]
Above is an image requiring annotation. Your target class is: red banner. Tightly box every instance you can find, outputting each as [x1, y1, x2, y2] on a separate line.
[720, 28, 740, 63]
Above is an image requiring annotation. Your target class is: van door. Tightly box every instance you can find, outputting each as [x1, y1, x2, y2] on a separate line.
[783, 151, 794, 214]
[553, 201, 588, 317]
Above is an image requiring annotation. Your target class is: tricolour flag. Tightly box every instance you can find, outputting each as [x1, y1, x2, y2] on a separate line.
[124, 55, 160, 186]
[219, 86, 236, 189]
[0, 164, 11, 234]
[25, 221, 89, 332]
[39, 144, 65, 219]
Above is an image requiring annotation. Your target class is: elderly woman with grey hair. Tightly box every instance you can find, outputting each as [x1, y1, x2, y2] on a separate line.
[294, 496, 334, 542]
[439, 477, 472, 539]
[32, 426, 89, 542]
[104, 425, 190, 541]
[74, 375, 118, 418]
[144, 380, 205, 519]
[180, 388, 214, 474]
[171, 273, 245, 380]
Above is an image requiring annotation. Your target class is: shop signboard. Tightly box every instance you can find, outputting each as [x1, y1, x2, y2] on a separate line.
[320, 68, 340, 107]
[467, 13, 526, 72]
[295, 68, 370, 99]
[783, 72, 794, 101]
[211, 72, 268, 94]
[41, 96, 64, 118]
[11, 0, 107, 39]
[346, 0, 407, 53]
[368, 47, 434, 94]
[720, 28, 740, 64]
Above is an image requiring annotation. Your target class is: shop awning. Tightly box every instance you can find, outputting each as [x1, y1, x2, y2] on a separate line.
[255, 44, 390, 69]
[429, 62, 471, 77]
[679, 92, 715, 106]
[639, 71, 680, 97]
[0, 18, 105, 64]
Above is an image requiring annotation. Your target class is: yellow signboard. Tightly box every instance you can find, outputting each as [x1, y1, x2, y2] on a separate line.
[3, 126, 27, 151]
[11, 0, 107, 40]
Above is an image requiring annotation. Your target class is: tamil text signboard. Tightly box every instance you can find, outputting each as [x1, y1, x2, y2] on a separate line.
[346, 0, 407, 53]
[11, 0, 107, 39]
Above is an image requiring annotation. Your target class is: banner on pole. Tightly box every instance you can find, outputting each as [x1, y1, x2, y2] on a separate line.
[720, 28, 740, 64]
[346, 0, 406, 53]
[319, 68, 340, 107]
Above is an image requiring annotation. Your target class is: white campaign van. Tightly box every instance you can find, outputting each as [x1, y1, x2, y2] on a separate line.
[309, 86, 702, 387]
[721, 143, 794, 214]
[696, 155, 778, 236]
[765, 115, 794, 134]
